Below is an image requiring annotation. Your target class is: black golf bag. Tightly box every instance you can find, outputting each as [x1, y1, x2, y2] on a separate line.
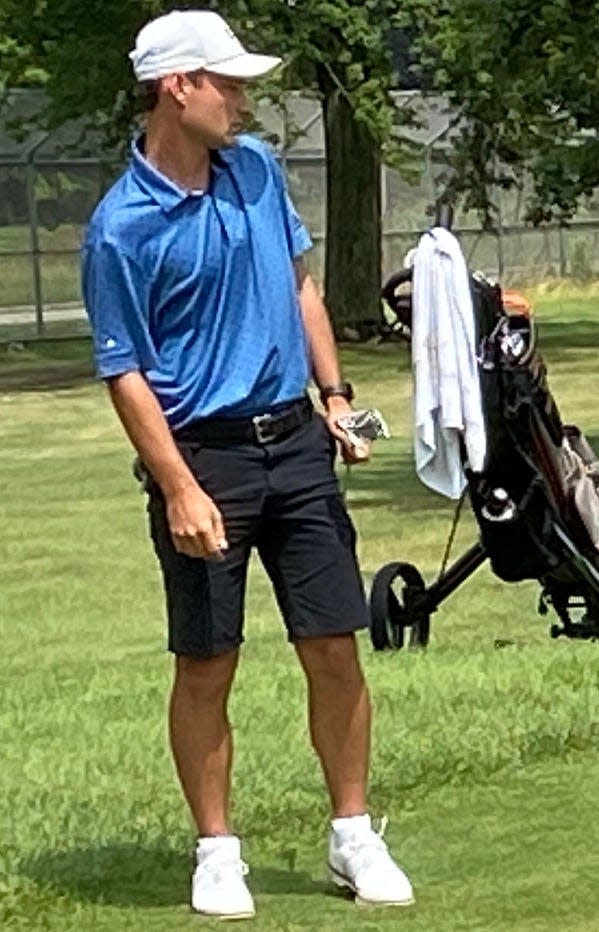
[370, 259, 599, 650]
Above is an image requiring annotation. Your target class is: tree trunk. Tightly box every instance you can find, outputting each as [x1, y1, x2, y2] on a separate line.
[320, 85, 382, 335]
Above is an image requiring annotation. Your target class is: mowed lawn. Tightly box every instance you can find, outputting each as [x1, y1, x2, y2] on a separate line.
[1, 290, 599, 931]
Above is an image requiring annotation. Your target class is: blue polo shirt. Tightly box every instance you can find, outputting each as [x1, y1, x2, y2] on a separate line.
[82, 134, 312, 429]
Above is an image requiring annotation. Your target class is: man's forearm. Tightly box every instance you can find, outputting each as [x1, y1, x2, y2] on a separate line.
[107, 370, 196, 497]
[295, 260, 343, 391]
[295, 262, 370, 461]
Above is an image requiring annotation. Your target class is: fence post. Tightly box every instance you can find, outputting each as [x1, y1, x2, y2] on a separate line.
[23, 132, 49, 337]
[558, 225, 567, 278]
[496, 227, 505, 280]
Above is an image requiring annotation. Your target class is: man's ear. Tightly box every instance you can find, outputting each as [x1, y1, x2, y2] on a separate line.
[162, 73, 190, 107]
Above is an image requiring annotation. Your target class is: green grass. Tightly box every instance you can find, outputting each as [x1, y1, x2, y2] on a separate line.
[0, 338, 92, 367]
[0, 225, 84, 309]
[0, 338, 93, 392]
[0, 224, 83, 253]
[0, 210, 598, 315]
[0, 251, 83, 309]
[1, 295, 599, 930]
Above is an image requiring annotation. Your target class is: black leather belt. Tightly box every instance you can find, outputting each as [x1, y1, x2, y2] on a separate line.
[173, 396, 313, 445]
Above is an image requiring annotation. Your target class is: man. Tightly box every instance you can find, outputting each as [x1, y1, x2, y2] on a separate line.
[82, 9, 414, 920]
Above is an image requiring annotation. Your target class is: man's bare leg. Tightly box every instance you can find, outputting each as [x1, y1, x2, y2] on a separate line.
[295, 633, 370, 816]
[169, 650, 239, 835]
[296, 634, 414, 906]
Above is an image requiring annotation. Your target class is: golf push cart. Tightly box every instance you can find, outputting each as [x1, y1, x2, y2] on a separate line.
[369, 213, 599, 651]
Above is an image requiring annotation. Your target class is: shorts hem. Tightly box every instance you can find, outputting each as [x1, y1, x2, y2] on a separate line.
[287, 620, 368, 643]
[168, 637, 244, 659]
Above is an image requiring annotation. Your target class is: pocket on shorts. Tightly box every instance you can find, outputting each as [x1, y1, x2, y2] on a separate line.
[325, 493, 357, 552]
[313, 412, 337, 461]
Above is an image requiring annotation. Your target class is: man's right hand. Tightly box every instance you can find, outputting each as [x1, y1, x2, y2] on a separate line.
[106, 372, 227, 561]
[165, 484, 228, 560]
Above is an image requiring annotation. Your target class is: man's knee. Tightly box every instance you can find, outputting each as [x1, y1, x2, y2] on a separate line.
[173, 649, 239, 703]
[296, 634, 365, 683]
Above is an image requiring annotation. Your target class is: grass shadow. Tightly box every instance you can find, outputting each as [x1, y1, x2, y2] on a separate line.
[343, 453, 458, 516]
[538, 319, 599, 352]
[0, 364, 94, 392]
[20, 842, 188, 908]
[581, 434, 599, 456]
[251, 866, 331, 897]
[20, 842, 330, 908]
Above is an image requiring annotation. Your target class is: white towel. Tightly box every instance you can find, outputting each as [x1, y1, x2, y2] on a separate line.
[411, 227, 487, 499]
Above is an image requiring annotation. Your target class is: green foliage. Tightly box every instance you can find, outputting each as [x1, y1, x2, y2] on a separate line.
[0, 0, 420, 328]
[398, 0, 599, 223]
[5, 0, 599, 229]
[0, 36, 48, 94]
[0, 0, 415, 156]
[0, 0, 154, 146]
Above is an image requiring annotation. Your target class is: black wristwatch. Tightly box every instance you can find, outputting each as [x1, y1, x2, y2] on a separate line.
[319, 381, 354, 406]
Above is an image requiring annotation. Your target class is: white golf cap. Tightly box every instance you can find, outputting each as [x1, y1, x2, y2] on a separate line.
[130, 10, 282, 82]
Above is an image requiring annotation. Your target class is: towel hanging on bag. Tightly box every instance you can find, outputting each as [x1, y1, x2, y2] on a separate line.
[411, 227, 487, 499]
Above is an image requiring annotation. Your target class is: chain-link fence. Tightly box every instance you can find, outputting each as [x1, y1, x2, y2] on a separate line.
[0, 156, 108, 340]
[2, 91, 599, 342]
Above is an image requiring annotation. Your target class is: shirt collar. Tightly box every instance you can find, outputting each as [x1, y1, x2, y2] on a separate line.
[130, 135, 229, 213]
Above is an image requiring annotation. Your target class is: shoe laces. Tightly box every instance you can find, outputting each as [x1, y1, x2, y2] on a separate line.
[342, 816, 391, 872]
[355, 815, 389, 845]
[197, 854, 249, 884]
[378, 815, 389, 838]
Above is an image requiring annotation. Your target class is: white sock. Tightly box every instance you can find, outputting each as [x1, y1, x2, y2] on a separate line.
[197, 835, 240, 857]
[331, 813, 371, 838]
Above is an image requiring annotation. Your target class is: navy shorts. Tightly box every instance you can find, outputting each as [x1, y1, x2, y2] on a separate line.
[147, 404, 368, 657]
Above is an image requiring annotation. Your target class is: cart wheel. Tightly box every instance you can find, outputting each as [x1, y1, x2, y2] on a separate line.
[408, 606, 431, 649]
[369, 562, 430, 651]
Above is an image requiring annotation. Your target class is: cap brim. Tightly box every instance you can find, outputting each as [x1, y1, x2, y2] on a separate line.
[206, 53, 282, 79]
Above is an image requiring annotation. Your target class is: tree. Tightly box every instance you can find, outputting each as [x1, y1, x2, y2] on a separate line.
[6, 1, 599, 324]
[236, 0, 410, 331]
[399, 0, 599, 224]
[0, 0, 418, 331]
[0, 36, 47, 93]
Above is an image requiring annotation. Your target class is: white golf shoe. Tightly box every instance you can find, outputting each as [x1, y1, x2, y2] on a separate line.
[191, 835, 255, 920]
[329, 814, 415, 908]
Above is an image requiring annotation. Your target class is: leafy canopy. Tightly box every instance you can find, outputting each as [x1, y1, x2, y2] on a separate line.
[0, 0, 414, 161]
[400, 0, 599, 221]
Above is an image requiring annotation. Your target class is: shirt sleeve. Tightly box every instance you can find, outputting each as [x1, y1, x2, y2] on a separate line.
[81, 238, 157, 379]
[269, 155, 313, 259]
[282, 188, 313, 259]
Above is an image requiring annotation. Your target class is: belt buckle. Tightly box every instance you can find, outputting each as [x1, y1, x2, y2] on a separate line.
[252, 413, 275, 444]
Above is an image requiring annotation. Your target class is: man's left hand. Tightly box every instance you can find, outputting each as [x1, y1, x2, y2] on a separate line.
[324, 396, 371, 464]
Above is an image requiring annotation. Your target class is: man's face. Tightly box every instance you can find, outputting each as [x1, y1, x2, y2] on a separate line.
[180, 71, 251, 148]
